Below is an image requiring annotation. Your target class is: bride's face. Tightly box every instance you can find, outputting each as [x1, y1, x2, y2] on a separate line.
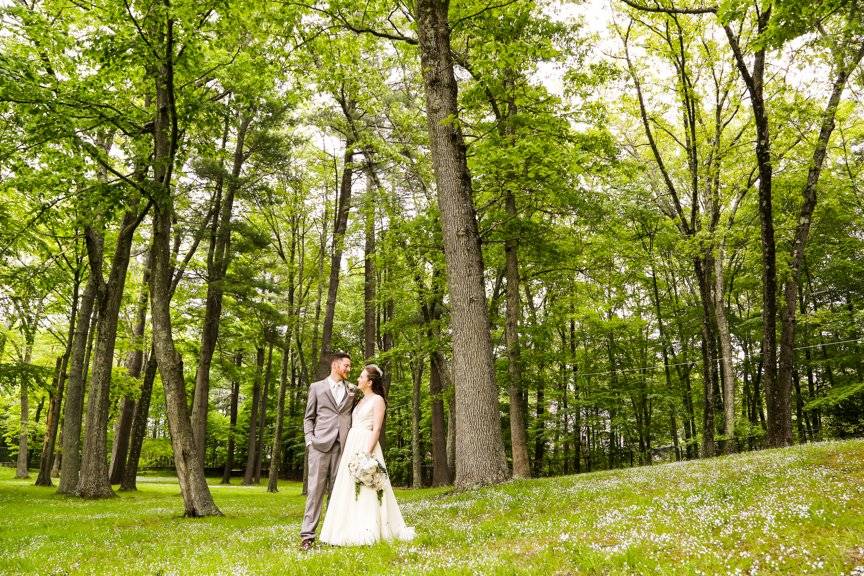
[357, 369, 370, 392]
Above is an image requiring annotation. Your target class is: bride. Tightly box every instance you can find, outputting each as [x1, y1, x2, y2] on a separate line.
[319, 364, 415, 546]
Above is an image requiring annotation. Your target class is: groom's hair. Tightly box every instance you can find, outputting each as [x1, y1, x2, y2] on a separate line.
[330, 351, 351, 364]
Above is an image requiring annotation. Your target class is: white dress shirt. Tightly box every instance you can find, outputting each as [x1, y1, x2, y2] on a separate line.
[329, 376, 346, 405]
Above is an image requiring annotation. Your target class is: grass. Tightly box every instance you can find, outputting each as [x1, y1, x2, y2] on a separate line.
[2, 440, 864, 575]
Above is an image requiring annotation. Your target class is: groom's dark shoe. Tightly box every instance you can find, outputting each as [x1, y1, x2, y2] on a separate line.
[300, 538, 314, 551]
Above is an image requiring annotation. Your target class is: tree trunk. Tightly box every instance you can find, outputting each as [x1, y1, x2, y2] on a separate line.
[504, 189, 531, 479]
[16, 327, 38, 479]
[411, 359, 424, 489]
[120, 351, 157, 491]
[243, 346, 265, 485]
[695, 258, 718, 457]
[713, 254, 736, 453]
[268, 343, 290, 492]
[147, 14, 221, 515]
[192, 113, 252, 460]
[364, 174, 377, 361]
[316, 114, 356, 379]
[222, 352, 242, 485]
[58, 258, 101, 494]
[254, 343, 273, 483]
[77, 205, 142, 499]
[36, 267, 80, 486]
[778, 42, 864, 446]
[413, 0, 509, 489]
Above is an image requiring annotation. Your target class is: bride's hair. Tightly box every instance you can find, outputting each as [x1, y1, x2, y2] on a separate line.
[364, 364, 387, 404]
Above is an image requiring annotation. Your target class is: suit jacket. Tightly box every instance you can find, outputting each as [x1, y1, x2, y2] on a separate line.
[304, 378, 354, 452]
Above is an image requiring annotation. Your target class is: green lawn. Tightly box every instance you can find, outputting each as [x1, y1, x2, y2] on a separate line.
[2, 440, 864, 575]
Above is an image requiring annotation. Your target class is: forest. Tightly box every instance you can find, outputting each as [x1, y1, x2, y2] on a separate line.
[1, 0, 863, 519]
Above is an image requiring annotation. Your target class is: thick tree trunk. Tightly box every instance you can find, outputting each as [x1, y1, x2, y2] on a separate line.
[192, 114, 251, 460]
[243, 346, 265, 485]
[413, 0, 509, 489]
[222, 352, 242, 485]
[58, 259, 100, 494]
[146, 15, 221, 515]
[77, 205, 142, 499]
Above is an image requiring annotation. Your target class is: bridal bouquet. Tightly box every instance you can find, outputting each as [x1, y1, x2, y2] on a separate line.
[347, 451, 388, 504]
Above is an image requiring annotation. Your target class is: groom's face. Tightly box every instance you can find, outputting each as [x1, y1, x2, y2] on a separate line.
[333, 357, 351, 380]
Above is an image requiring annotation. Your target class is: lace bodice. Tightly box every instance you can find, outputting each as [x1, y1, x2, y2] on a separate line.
[352, 397, 376, 431]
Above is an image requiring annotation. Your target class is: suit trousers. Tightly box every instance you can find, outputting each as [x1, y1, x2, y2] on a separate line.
[300, 441, 341, 539]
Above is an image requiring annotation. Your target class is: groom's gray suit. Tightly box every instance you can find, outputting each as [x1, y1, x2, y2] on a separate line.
[300, 377, 354, 541]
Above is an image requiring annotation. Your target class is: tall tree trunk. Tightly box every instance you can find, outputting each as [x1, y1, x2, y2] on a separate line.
[243, 346, 265, 485]
[723, 15, 781, 448]
[36, 267, 81, 486]
[316, 106, 356, 379]
[778, 41, 864, 445]
[120, 351, 157, 491]
[254, 343, 273, 483]
[364, 174, 377, 361]
[429, 351, 450, 485]
[147, 13, 221, 515]
[268, 343, 290, 492]
[35, 357, 65, 486]
[110, 250, 151, 485]
[58, 258, 101, 493]
[77, 205, 143, 498]
[16, 326, 38, 479]
[192, 113, 252, 460]
[413, 0, 509, 489]
[411, 359, 424, 489]
[222, 352, 242, 485]
[695, 258, 718, 457]
[504, 189, 531, 478]
[570, 317, 582, 473]
[713, 254, 736, 454]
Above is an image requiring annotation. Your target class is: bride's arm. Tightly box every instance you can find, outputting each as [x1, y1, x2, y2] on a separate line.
[365, 396, 386, 454]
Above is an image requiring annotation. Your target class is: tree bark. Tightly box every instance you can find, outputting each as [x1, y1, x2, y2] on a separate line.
[192, 113, 252, 460]
[243, 346, 265, 485]
[77, 204, 142, 498]
[120, 351, 157, 491]
[58, 254, 100, 494]
[146, 11, 221, 515]
[254, 343, 273, 483]
[504, 189, 531, 479]
[222, 352, 242, 484]
[36, 265, 80, 486]
[411, 359, 424, 488]
[413, 0, 509, 489]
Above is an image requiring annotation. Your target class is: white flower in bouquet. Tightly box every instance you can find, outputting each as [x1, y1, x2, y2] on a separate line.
[347, 450, 388, 504]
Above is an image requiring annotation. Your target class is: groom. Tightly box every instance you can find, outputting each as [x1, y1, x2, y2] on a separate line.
[300, 352, 354, 550]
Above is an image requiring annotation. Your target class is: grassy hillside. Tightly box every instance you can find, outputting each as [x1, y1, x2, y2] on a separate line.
[1, 440, 863, 575]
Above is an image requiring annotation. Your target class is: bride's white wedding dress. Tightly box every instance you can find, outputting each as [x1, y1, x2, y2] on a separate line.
[320, 397, 415, 546]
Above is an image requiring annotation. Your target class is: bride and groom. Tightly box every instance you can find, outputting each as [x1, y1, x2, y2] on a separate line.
[300, 352, 415, 549]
